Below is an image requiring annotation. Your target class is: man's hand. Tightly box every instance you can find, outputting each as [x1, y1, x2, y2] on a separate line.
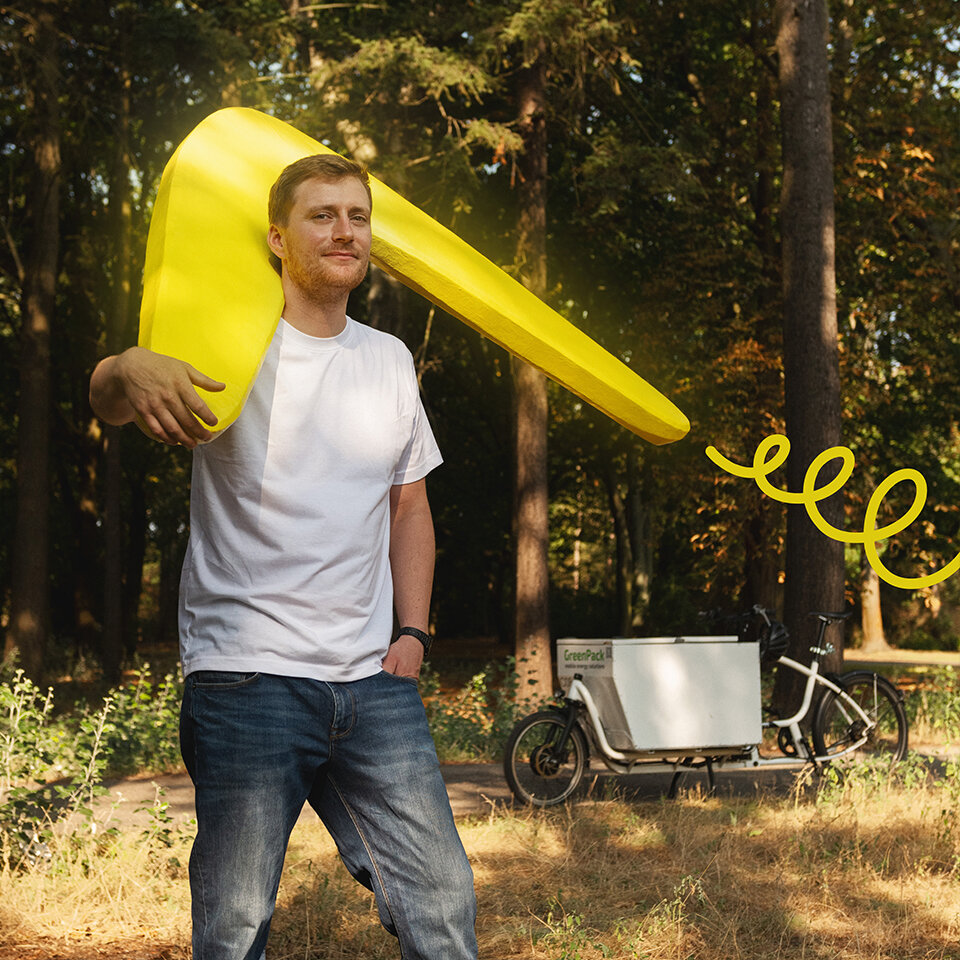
[90, 346, 225, 448]
[381, 634, 424, 680]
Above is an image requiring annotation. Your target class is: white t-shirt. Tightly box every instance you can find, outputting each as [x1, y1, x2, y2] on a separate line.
[178, 317, 443, 681]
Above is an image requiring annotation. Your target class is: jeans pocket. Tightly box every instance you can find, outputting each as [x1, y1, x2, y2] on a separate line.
[382, 670, 419, 687]
[191, 670, 260, 690]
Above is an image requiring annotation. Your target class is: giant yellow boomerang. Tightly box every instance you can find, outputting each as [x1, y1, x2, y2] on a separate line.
[139, 107, 689, 444]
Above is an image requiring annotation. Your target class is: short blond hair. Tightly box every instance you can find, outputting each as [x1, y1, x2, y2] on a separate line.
[268, 154, 372, 227]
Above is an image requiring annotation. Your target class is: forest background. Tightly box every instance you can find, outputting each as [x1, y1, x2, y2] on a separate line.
[3, 0, 960, 687]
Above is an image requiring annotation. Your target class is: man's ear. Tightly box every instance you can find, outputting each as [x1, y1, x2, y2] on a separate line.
[267, 224, 285, 260]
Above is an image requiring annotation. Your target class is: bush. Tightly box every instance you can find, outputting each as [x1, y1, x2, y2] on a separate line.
[906, 666, 960, 742]
[0, 664, 186, 871]
[95, 666, 183, 776]
[0, 670, 117, 870]
[423, 657, 531, 762]
[898, 618, 960, 652]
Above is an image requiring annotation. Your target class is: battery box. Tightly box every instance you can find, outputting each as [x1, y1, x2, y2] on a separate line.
[556, 636, 762, 754]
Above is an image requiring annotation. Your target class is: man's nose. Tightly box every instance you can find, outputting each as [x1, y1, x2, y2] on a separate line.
[332, 213, 354, 241]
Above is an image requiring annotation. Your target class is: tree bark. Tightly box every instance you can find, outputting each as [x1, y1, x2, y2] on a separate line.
[626, 454, 651, 634]
[745, 18, 783, 616]
[604, 468, 633, 637]
[512, 44, 553, 697]
[102, 36, 134, 681]
[773, 0, 845, 713]
[6, 0, 60, 679]
[859, 558, 889, 652]
[123, 469, 148, 660]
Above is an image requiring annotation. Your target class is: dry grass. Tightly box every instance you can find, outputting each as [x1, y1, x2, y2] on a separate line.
[464, 775, 960, 960]
[3, 763, 960, 959]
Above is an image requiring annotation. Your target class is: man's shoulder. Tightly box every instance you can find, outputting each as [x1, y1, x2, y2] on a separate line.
[352, 320, 414, 361]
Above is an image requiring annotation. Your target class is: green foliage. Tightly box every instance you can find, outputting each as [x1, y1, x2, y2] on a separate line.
[5, 0, 960, 675]
[0, 670, 60, 789]
[534, 895, 613, 959]
[94, 665, 184, 776]
[813, 752, 932, 804]
[899, 620, 960, 653]
[0, 665, 184, 871]
[0, 671, 114, 871]
[908, 667, 960, 742]
[423, 657, 529, 762]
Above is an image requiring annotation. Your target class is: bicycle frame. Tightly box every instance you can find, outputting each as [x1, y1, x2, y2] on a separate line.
[563, 647, 876, 779]
[766, 654, 872, 761]
[504, 610, 908, 806]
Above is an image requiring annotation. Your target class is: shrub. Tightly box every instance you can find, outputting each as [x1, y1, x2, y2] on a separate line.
[0, 664, 186, 871]
[94, 665, 184, 776]
[899, 619, 960, 652]
[423, 657, 530, 762]
[907, 666, 960, 742]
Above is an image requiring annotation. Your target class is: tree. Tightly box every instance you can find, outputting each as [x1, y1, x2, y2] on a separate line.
[101, 4, 135, 681]
[512, 37, 553, 694]
[774, 0, 844, 711]
[6, 0, 61, 679]
[832, 0, 960, 647]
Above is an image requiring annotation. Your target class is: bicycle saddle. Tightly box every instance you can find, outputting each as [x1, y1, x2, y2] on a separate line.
[808, 610, 852, 622]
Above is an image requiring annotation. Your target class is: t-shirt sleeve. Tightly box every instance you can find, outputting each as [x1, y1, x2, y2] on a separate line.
[393, 356, 443, 485]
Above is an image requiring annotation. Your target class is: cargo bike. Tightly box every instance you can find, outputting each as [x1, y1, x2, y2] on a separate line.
[503, 608, 908, 806]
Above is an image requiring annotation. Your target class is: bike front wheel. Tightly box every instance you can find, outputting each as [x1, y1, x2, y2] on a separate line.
[503, 710, 588, 806]
[812, 671, 908, 767]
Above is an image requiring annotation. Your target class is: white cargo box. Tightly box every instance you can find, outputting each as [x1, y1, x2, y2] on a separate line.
[557, 636, 761, 754]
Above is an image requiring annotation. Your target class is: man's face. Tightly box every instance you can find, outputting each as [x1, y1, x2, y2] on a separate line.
[268, 176, 372, 301]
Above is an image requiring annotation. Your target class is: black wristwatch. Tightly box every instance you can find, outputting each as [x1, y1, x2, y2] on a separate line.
[397, 626, 432, 657]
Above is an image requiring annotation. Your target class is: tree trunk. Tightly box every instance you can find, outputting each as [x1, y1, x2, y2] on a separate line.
[366, 265, 407, 340]
[102, 42, 134, 681]
[6, 0, 60, 679]
[55, 425, 101, 661]
[512, 45, 553, 698]
[157, 536, 188, 646]
[859, 558, 889, 652]
[744, 499, 782, 612]
[773, 0, 845, 714]
[123, 470, 148, 659]
[626, 454, 651, 634]
[745, 12, 784, 616]
[604, 468, 633, 637]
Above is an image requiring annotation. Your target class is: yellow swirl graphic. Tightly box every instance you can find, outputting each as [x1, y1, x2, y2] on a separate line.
[705, 435, 960, 589]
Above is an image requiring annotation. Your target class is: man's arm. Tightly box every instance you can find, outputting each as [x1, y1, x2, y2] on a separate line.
[383, 478, 436, 678]
[89, 346, 225, 448]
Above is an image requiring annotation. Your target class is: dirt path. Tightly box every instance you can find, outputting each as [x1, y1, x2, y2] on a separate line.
[97, 762, 515, 833]
[92, 647, 955, 832]
[844, 648, 960, 667]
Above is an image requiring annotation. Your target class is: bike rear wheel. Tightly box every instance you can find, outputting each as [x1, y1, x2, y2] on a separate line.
[812, 671, 908, 767]
[503, 710, 588, 806]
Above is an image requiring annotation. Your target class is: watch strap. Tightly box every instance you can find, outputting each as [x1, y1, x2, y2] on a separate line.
[397, 626, 432, 656]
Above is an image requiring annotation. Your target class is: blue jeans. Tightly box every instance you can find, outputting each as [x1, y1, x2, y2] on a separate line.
[180, 670, 478, 960]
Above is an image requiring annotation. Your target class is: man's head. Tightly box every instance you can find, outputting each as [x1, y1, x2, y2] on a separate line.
[266, 155, 373, 307]
[268, 154, 372, 229]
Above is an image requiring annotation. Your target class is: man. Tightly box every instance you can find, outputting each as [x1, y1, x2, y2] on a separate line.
[89, 155, 478, 960]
